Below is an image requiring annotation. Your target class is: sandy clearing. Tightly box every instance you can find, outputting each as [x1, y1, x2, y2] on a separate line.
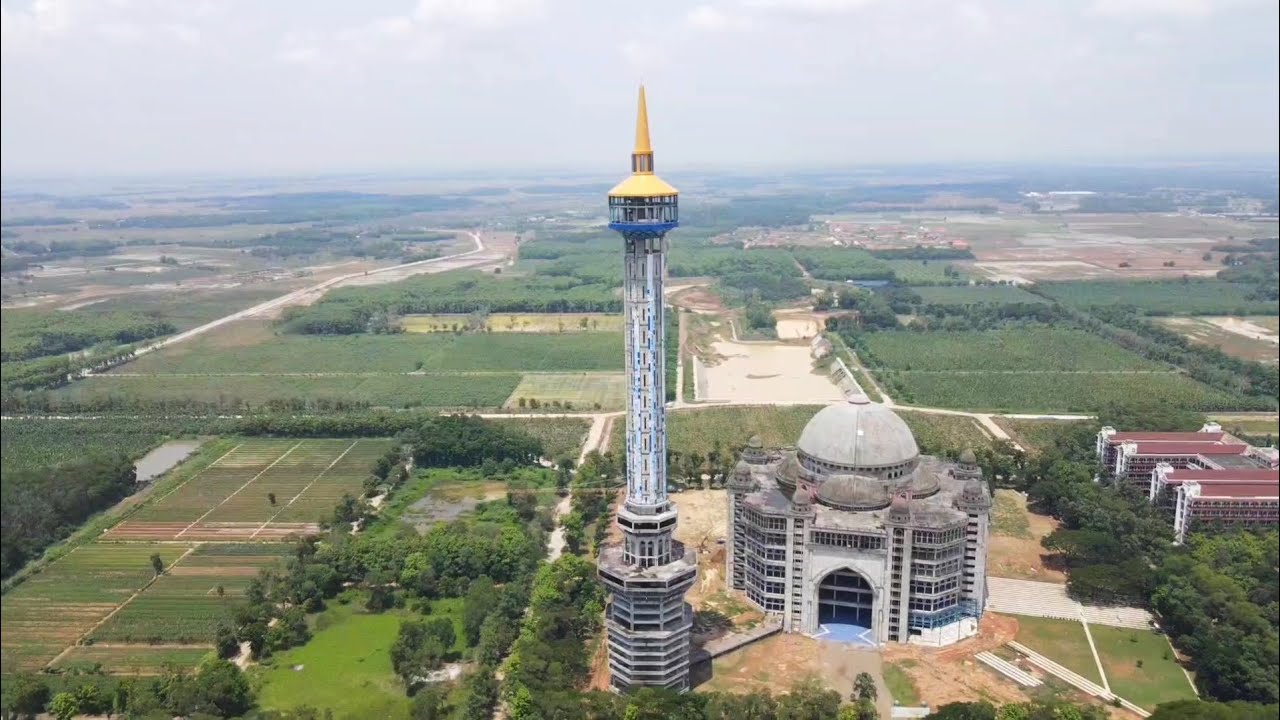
[775, 316, 820, 340]
[1204, 316, 1279, 344]
[699, 340, 843, 404]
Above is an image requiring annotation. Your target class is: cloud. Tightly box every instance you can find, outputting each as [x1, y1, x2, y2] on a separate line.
[1086, 0, 1255, 18]
[743, 0, 879, 15]
[686, 5, 749, 31]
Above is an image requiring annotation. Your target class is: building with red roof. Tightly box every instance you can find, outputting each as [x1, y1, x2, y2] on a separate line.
[1097, 425, 1279, 544]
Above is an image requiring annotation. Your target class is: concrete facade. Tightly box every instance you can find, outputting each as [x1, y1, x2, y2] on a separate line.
[727, 397, 990, 647]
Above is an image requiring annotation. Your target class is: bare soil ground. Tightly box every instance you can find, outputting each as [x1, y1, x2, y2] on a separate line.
[987, 490, 1066, 584]
[1156, 316, 1279, 364]
[673, 490, 730, 607]
[774, 309, 821, 340]
[883, 613, 1027, 708]
[669, 285, 726, 314]
[700, 339, 843, 404]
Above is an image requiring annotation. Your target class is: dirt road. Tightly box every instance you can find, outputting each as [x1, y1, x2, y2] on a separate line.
[111, 231, 498, 363]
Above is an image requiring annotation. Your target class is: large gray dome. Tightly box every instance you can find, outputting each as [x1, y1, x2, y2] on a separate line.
[797, 396, 919, 470]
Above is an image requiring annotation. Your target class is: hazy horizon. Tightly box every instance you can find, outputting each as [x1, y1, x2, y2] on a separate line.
[3, 0, 1278, 176]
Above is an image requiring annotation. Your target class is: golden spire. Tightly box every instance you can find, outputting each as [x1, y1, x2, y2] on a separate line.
[608, 85, 677, 198]
[634, 85, 652, 155]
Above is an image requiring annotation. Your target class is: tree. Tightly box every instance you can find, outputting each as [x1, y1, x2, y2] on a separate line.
[150, 552, 165, 576]
[0, 674, 49, 719]
[269, 492, 278, 506]
[411, 686, 450, 720]
[461, 667, 498, 720]
[562, 511, 586, 556]
[49, 692, 79, 720]
[927, 702, 997, 720]
[190, 658, 254, 717]
[854, 672, 878, 701]
[1148, 700, 1280, 720]
[463, 576, 499, 646]
[215, 623, 239, 659]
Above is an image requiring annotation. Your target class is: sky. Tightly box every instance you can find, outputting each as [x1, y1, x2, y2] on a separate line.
[1, 0, 1278, 176]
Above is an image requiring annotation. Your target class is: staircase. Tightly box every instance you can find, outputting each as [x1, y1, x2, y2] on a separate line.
[975, 652, 1042, 688]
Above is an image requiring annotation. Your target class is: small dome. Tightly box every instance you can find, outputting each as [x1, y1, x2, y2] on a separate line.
[734, 460, 752, 476]
[888, 493, 912, 520]
[792, 486, 813, 506]
[747, 435, 763, 449]
[816, 474, 890, 510]
[959, 448, 977, 465]
[797, 397, 919, 470]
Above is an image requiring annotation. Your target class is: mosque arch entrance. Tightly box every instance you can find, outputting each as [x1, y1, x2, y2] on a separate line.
[816, 568, 875, 630]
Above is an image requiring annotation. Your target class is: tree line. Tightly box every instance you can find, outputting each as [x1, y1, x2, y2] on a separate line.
[1012, 404, 1279, 704]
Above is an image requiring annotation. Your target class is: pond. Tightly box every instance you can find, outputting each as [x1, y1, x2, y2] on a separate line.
[135, 439, 205, 483]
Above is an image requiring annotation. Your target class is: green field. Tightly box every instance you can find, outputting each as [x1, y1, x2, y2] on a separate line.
[1011, 616, 1102, 685]
[58, 373, 523, 410]
[884, 259, 968, 284]
[0, 417, 172, 474]
[254, 602, 413, 720]
[118, 439, 390, 534]
[506, 372, 625, 410]
[403, 312, 623, 334]
[490, 417, 591, 461]
[913, 285, 1048, 306]
[993, 418, 1091, 455]
[1, 544, 189, 672]
[1091, 626, 1198, 710]
[52, 645, 213, 675]
[114, 326, 623, 375]
[92, 545, 291, 644]
[881, 370, 1241, 413]
[1035, 280, 1279, 316]
[618, 405, 992, 459]
[860, 328, 1165, 372]
[883, 660, 922, 706]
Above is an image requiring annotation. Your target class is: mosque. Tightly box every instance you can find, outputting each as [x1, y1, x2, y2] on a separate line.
[726, 396, 992, 647]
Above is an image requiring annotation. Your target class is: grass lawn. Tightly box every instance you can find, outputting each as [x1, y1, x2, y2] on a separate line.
[1012, 616, 1101, 685]
[883, 660, 922, 706]
[1090, 626, 1197, 710]
[254, 602, 412, 720]
[992, 489, 1032, 538]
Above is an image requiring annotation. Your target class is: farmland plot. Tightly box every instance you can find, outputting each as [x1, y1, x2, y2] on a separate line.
[52, 645, 212, 675]
[107, 439, 389, 541]
[92, 544, 291, 645]
[860, 328, 1165, 372]
[0, 544, 189, 672]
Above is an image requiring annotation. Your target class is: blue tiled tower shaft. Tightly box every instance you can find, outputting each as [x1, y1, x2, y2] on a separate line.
[623, 234, 667, 508]
[597, 86, 697, 694]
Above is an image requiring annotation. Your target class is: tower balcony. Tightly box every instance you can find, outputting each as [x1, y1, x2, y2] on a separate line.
[608, 195, 679, 236]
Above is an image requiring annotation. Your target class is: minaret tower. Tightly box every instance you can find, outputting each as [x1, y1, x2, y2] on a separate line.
[597, 86, 697, 693]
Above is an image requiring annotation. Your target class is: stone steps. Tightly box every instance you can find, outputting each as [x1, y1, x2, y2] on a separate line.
[1008, 641, 1150, 718]
[975, 652, 1042, 687]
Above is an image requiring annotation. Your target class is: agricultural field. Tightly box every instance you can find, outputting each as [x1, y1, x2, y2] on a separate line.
[859, 328, 1166, 372]
[505, 372, 625, 410]
[0, 417, 175, 474]
[912, 285, 1048, 306]
[0, 544, 189, 672]
[403, 312, 622, 334]
[881, 370, 1242, 414]
[51, 645, 212, 675]
[489, 417, 592, 462]
[883, 259, 968, 284]
[1090, 626, 1198, 710]
[1034, 280, 1279, 316]
[1155, 316, 1279, 364]
[92, 544, 291, 644]
[59, 373, 522, 410]
[112, 321, 623, 375]
[253, 601, 415, 719]
[106, 438, 391, 541]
